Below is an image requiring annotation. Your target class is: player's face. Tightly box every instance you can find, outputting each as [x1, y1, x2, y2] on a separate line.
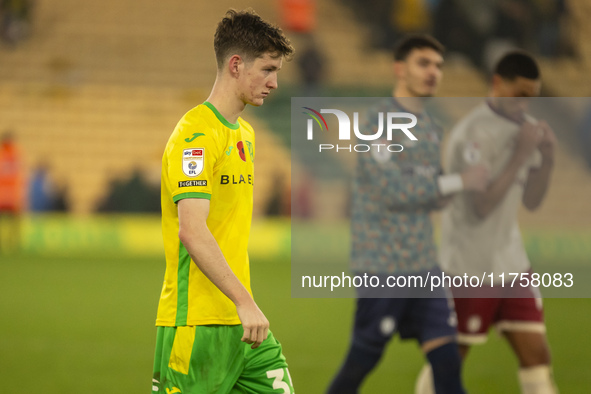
[239, 52, 283, 106]
[496, 76, 541, 98]
[396, 48, 443, 97]
[494, 76, 541, 120]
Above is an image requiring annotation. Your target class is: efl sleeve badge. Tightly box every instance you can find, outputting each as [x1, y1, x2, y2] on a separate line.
[182, 148, 205, 177]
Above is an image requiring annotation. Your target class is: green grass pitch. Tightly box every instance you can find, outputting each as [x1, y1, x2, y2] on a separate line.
[0, 253, 589, 392]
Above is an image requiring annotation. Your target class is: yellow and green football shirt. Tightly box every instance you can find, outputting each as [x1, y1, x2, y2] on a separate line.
[156, 101, 255, 326]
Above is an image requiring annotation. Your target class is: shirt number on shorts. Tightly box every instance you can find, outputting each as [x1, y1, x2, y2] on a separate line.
[266, 367, 294, 393]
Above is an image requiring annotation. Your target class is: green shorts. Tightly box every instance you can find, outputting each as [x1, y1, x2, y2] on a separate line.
[152, 325, 294, 394]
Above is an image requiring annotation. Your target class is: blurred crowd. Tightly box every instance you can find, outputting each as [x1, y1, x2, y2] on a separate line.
[345, 0, 571, 69]
[0, 0, 34, 46]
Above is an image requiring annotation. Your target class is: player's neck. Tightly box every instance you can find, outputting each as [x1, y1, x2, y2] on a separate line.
[392, 86, 423, 114]
[206, 78, 246, 124]
[487, 97, 525, 124]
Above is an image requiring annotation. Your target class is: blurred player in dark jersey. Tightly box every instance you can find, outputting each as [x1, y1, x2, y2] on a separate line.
[327, 35, 489, 394]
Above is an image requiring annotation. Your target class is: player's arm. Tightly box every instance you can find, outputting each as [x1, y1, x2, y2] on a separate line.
[470, 121, 541, 219]
[437, 166, 489, 206]
[522, 121, 555, 210]
[177, 198, 268, 349]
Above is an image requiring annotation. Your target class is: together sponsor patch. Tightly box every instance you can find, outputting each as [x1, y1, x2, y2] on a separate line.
[178, 180, 207, 187]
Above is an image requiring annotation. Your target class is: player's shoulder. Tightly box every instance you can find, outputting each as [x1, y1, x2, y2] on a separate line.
[167, 105, 222, 147]
[237, 117, 255, 146]
[423, 110, 443, 135]
[462, 101, 497, 124]
[178, 104, 221, 134]
[450, 102, 498, 140]
[237, 116, 254, 133]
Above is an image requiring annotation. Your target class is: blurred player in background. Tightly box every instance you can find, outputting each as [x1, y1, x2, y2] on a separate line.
[151, 9, 295, 394]
[434, 52, 557, 394]
[327, 35, 488, 394]
[0, 131, 24, 254]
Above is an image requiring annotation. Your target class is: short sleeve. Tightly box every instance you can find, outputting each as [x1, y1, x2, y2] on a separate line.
[167, 126, 221, 203]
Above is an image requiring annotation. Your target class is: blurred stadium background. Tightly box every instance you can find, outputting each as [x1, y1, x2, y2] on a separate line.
[0, 0, 590, 392]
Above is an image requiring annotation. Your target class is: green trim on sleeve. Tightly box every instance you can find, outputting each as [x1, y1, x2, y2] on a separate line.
[173, 192, 212, 203]
[203, 101, 240, 130]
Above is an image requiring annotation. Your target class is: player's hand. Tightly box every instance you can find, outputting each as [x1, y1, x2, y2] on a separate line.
[515, 121, 543, 160]
[460, 164, 489, 192]
[236, 299, 269, 349]
[537, 120, 557, 161]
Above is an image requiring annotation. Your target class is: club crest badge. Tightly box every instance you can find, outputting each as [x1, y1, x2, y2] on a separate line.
[245, 141, 254, 161]
[463, 141, 481, 164]
[182, 148, 204, 177]
[370, 138, 392, 164]
[371, 148, 392, 164]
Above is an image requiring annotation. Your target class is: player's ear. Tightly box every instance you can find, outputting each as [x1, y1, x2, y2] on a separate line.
[227, 55, 243, 78]
[491, 74, 503, 93]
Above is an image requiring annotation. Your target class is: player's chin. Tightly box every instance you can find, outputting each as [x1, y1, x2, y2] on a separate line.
[421, 84, 438, 97]
[418, 91, 436, 98]
[249, 97, 265, 107]
[420, 88, 437, 97]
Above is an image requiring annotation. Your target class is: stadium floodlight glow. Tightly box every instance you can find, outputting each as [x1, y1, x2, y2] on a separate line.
[304, 107, 418, 141]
